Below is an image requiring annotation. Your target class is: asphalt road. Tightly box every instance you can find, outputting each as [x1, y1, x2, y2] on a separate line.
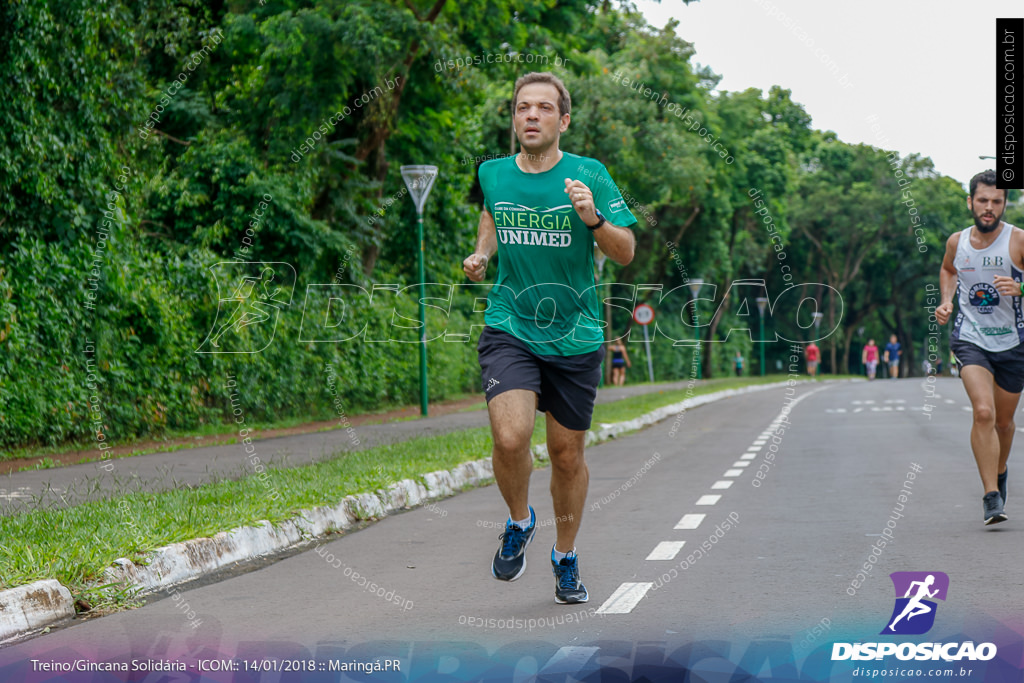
[4, 377, 1023, 681]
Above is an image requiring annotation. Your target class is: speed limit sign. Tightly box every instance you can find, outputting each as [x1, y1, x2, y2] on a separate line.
[633, 303, 655, 326]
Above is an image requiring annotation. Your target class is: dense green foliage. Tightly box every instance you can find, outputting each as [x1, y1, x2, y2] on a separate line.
[2, 0, 1020, 451]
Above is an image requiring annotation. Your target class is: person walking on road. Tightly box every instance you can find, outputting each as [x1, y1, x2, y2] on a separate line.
[884, 335, 902, 379]
[463, 72, 637, 603]
[935, 169, 1020, 526]
[609, 338, 631, 386]
[862, 338, 880, 380]
[734, 351, 744, 377]
[805, 342, 820, 378]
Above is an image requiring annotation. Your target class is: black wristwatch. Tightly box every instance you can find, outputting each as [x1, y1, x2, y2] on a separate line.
[586, 210, 606, 231]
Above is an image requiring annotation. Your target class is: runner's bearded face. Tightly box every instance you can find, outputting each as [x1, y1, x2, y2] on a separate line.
[514, 82, 567, 154]
[969, 183, 1007, 234]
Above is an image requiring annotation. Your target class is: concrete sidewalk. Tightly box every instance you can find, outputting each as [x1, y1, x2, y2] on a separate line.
[0, 379, 709, 515]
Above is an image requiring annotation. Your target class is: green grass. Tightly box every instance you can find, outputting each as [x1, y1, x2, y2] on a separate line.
[16, 457, 58, 472]
[0, 374, 816, 610]
[0, 427, 497, 604]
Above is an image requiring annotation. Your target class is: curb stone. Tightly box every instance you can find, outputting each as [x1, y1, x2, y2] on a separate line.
[0, 580, 75, 643]
[0, 379, 814, 643]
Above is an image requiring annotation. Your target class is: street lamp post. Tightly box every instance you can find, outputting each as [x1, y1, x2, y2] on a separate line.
[401, 165, 438, 417]
[755, 296, 769, 376]
[688, 278, 704, 379]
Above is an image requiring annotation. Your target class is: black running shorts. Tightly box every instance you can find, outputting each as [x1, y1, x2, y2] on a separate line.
[951, 339, 1024, 393]
[477, 326, 605, 431]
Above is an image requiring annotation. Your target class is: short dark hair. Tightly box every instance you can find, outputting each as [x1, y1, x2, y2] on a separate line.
[969, 169, 1007, 200]
[513, 72, 571, 117]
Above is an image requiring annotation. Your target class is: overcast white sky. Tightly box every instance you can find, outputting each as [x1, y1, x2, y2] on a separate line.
[635, 0, 1019, 188]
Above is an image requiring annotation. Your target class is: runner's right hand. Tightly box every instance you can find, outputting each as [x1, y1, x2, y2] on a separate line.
[935, 302, 953, 325]
[463, 253, 488, 281]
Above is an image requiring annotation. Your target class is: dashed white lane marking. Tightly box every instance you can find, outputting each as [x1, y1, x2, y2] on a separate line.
[945, 399, 955, 404]
[740, 453, 757, 460]
[962, 406, 972, 412]
[724, 469, 744, 477]
[854, 407, 863, 413]
[732, 460, 751, 467]
[675, 513, 706, 529]
[646, 541, 686, 560]
[696, 495, 721, 506]
[711, 480, 733, 490]
[746, 445, 762, 452]
[752, 439, 767, 445]
[540, 647, 602, 675]
[596, 582, 653, 614]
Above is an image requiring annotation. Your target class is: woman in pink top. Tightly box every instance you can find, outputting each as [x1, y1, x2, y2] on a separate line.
[862, 339, 880, 379]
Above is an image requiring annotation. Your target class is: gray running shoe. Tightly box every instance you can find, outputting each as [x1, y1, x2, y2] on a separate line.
[983, 491, 1007, 526]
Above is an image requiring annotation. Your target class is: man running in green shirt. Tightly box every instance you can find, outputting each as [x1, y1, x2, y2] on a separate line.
[463, 72, 637, 603]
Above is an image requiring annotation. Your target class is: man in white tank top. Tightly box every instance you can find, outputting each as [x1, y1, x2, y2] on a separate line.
[936, 170, 1020, 525]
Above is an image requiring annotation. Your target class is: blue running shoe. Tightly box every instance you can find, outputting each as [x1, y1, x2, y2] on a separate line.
[491, 506, 536, 581]
[998, 467, 1008, 506]
[551, 551, 589, 604]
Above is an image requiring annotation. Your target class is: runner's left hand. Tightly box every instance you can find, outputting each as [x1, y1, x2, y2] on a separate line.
[564, 178, 598, 225]
[993, 275, 1020, 297]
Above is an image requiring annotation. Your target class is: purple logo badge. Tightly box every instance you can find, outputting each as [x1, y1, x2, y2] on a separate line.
[881, 572, 949, 635]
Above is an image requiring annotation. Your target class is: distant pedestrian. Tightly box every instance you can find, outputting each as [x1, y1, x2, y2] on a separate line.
[734, 351, 744, 377]
[609, 338, 631, 386]
[805, 342, 820, 379]
[884, 334, 902, 379]
[862, 338, 879, 380]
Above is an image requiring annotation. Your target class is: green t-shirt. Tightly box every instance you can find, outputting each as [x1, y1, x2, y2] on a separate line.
[478, 151, 638, 356]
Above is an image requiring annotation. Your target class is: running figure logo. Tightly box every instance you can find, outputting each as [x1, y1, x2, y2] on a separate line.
[196, 262, 296, 354]
[881, 571, 949, 635]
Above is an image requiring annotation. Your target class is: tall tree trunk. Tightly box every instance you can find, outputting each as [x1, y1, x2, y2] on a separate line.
[842, 326, 855, 376]
[827, 289, 837, 374]
[704, 291, 729, 379]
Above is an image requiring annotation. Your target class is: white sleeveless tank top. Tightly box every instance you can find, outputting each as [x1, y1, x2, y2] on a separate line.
[951, 223, 1024, 351]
